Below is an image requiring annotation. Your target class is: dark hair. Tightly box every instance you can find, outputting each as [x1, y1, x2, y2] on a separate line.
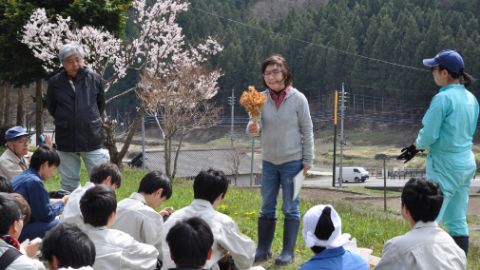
[11, 193, 31, 224]
[29, 145, 60, 171]
[193, 168, 229, 204]
[261, 54, 292, 89]
[138, 170, 172, 199]
[401, 178, 443, 222]
[42, 223, 96, 268]
[166, 217, 214, 267]
[437, 65, 475, 87]
[90, 163, 122, 188]
[0, 176, 13, 193]
[80, 185, 117, 227]
[0, 193, 22, 235]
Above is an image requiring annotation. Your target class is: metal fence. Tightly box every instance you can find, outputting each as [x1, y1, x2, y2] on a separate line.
[109, 90, 426, 186]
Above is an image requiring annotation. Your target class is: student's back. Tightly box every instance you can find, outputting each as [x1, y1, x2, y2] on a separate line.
[84, 224, 158, 270]
[375, 221, 465, 270]
[80, 185, 158, 270]
[376, 178, 466, 270]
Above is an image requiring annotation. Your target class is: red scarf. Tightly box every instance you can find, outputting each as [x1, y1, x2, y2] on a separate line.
[269, 85, 291, 109]
[1, 235, 20, 250]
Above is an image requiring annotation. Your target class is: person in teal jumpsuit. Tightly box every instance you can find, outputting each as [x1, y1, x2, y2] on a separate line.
[417, 49, 478, 255]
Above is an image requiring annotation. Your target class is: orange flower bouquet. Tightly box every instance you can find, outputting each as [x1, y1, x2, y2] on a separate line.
[240, 86, 267, 134]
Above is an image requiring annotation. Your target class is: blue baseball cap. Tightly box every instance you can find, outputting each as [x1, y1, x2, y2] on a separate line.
[5, 126, 33, 141]
[422, 49, 464, 75]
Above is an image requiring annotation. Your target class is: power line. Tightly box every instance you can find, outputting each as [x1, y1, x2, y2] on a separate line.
[190, 7, 430, 73]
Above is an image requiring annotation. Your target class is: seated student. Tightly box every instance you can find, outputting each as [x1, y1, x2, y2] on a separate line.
[0, 192, 45, 270]
[10, 192, 42, 259]
[42, 223, 96, 270]
[0, 126, 33, 180]
[0, 126, 52, 181]
[299, 204, 368, 270]
[113, 170, 173, 254]
[0, 176, 13, 192]
[80, 185, 159, 270]
[376, 178, 466, 270]
[166, 217, 214, 270]
[161, 169, 263, 270]
[12, 145, 67, 241]
[62, 163, 122, 226]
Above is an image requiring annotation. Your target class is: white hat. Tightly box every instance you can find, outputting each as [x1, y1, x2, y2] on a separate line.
[302, 204, 351, 249]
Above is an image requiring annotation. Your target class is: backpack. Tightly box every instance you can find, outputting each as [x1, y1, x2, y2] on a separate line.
[0, 247, 22, 269]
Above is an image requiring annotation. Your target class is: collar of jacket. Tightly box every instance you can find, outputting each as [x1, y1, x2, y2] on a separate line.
[129, 192, 147, 205]
[311, 246, 346, 260]
[62, 67, 88, 81]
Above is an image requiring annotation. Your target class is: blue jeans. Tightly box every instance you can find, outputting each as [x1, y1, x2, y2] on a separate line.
[260, 160, 302, 221]
[57, 149, 110, 191]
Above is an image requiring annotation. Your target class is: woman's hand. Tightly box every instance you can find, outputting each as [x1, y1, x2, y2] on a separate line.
[247, 122, 260, 134]
[303, 164, 311, 176]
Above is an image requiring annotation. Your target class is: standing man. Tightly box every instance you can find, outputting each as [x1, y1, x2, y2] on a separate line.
[47, 43, 109, 192]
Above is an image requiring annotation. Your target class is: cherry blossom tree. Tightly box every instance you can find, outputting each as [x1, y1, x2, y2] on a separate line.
[139, 64, 222, 177]
[21, 0, 223, 167]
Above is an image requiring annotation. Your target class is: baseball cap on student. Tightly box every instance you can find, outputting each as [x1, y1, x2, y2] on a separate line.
[422, 49, 464, 76]
[5, 126, 33, 141]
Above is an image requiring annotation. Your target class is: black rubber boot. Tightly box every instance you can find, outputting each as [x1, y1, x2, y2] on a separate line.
[254, 218, 276, 262]
[274, 219, 300, 265]
[453, 236, 469, 255]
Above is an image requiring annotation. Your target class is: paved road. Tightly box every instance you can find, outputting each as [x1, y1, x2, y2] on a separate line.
[304, 176, 480, 193]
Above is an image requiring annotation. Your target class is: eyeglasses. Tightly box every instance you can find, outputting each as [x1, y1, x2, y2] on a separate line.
[262, 69, 282, 77]
[14, 137, 30, 144]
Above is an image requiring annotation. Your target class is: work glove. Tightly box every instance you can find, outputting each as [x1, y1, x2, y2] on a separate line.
[397, 144, 423, 163]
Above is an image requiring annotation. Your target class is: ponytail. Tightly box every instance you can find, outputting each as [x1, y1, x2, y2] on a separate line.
[460, 71, 475, 88]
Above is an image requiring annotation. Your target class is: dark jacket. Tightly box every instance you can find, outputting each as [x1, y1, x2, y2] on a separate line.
[12, 168, 64, 223]
[47, 68, 105, 152]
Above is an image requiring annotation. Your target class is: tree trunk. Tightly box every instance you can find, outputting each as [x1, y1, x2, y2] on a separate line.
[16, 86, 25, 126]
[172, 132, 185, 179]
[103, 107, 145, 168]
[3, 85, 11, 126]
[164, 136, 172, 177]
[35, 80, 44, 145]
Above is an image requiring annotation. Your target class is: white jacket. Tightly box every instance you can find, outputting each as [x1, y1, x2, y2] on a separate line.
[161, 199, 256, 270]
[84, 224, 159, 270]
[376, 221, 466, 270]
[113, 192, 164, 254]
[61, 182, 95, 227]
[0, 239, 45, 270]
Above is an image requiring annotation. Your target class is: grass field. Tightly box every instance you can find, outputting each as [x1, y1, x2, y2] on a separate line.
[42, 165, 480, 270]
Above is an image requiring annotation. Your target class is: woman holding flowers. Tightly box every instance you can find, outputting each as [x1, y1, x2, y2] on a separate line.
[246, 54, 314, 265]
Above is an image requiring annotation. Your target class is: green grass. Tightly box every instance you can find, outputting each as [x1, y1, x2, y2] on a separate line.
[40, 165, 480, 270]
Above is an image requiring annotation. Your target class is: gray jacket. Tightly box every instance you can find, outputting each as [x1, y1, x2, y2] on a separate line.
[47, 68, 105, 152]
[257, 87, 314, 166]
[0, 239, 45, 270]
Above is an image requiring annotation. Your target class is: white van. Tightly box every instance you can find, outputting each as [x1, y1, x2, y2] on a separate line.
[335, 167, 369, 183]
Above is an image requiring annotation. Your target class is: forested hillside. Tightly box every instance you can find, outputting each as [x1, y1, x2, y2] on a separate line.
[175, 0, 480, 107]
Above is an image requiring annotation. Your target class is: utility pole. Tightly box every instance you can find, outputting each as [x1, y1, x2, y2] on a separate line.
[228, 89, 236, 147]
[332, 90, 338, 187]
[338, 83, 347, 187]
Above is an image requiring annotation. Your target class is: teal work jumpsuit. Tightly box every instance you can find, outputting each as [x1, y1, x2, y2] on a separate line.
[416, 83, 479, 236]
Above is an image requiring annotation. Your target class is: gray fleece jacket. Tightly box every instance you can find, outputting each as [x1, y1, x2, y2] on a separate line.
[253, 87, 314, 166]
